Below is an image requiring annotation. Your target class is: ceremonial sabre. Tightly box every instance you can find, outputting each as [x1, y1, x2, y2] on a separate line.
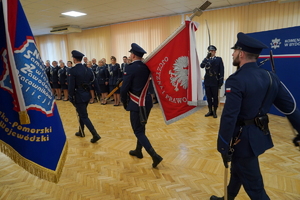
[105, 81, 123, 100]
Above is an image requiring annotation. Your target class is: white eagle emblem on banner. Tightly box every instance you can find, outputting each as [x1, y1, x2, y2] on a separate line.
[169, 56, 189, 91]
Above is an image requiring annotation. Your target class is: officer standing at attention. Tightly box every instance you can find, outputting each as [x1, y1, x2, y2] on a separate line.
[210, 33, 300, 200]
[200, 45, 224, 118]
[68, 50, 101, 143]
[120, 43, 163, 168]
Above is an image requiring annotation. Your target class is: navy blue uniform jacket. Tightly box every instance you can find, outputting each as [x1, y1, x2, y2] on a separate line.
[108, 64, 122, 86]
[58, 66, 67, 84]
[68, 63, 94, 103]
[218, 62, 300, 157]
[51, 66, 60, 83]
[200, 56, 224, 87]
[120, 60, 152, 112]
[96, 66, 109, 85]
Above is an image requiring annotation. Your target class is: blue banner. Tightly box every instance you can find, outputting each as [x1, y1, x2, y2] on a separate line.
[248, 26, 300, 116]
[0, 0, 67, 183]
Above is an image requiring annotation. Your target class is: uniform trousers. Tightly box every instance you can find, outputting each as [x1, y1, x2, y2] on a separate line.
[227, 155, 270, 200]
[76, 102, 95, 132]
[130, 109, 152, 151]
[205, 85, 219, 108]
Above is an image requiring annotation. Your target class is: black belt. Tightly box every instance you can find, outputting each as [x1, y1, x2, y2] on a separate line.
[237, 119, 256, 126]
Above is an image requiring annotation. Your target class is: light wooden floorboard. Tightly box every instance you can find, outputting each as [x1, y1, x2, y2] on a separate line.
[0, 100, 300, 200]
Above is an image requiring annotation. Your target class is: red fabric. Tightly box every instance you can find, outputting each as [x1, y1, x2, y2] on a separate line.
[145, 21, 197, 122]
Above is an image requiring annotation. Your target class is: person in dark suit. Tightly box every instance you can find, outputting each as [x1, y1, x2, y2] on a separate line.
[121, 56, 128, 76]
[51, 60, 61, 100]
[58, 61, 69, 101]
[96, 60, 109, 104]
[91, 58, 98, 74]
[44, 60, 53, 90]
[68, 50, 101, 143]
[83, 56, 88, 67]
[210, 33, 300, 200]
[200, 45, 224, 118]
[108, 56, 122, 106]
[120, 43, 163, 168]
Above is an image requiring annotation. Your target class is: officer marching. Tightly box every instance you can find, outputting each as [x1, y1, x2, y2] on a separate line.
[210, 33, 300, 200]
[120, 43, 163, 168]
[68, 50, 101, 143]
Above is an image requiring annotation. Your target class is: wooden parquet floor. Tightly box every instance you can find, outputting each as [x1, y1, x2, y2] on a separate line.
[1, 100, 300, 200]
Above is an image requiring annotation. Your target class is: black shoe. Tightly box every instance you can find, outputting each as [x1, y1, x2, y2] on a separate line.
[210, 195, 235, 200]
[129, 150, 143, 159]
[152, 154, 163, 168]
[91, 134, 101, 143]
[75, 132, 85, 137]
[146, 148, 163, 168]
[213, 107, 217, 118]
[90, 130, 101, 143]
[210, 196, 223, 200]
[205, 111, 213, 117]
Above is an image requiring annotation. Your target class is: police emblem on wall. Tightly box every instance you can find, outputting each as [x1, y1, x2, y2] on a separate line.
[169, 56, 189, 92]
[270, 38, 281, 49]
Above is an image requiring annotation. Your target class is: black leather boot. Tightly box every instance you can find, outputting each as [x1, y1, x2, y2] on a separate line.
[129, 141, 143, 158]
[205, 106, 213, 117]
[75, 127, 85, 137]
[210, 195, 235, 200]
[146, 148, 163, 168]
[90, 129, 101, 143]
[213, 107, 217, 118]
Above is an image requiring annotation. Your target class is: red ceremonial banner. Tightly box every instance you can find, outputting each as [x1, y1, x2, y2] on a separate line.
[145, 21, 205, 124]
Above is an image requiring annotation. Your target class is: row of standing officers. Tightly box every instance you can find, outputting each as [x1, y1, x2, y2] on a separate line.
[44, 56, 132, 105]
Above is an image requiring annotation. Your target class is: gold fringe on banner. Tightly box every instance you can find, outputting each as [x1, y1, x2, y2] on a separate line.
[0, 140, 68, 183]
[18, 111, 31, 125]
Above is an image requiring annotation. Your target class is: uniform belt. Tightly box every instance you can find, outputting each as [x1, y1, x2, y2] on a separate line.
[237, 119, 255, 126]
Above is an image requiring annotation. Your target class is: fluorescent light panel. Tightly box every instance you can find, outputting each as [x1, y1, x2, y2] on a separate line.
[62, 11, 86, 17]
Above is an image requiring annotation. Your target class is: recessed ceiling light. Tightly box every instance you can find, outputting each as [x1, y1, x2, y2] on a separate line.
[61, 11, 86, 17]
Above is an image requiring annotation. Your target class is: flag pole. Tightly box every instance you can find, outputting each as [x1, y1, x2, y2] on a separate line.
[2, 0, 30, 124]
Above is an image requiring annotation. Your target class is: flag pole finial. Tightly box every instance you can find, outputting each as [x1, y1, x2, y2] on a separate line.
[189, 1, 212, 20]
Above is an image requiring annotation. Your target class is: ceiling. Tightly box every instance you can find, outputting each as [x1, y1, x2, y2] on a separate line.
[20, 0, 279, 36]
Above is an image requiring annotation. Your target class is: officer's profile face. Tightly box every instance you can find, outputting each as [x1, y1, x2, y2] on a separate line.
[129, 53, 134, 61]
[232, 49, 241, 67]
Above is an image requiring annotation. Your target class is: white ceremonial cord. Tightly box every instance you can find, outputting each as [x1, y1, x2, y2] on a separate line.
[274, 81, 297, 115]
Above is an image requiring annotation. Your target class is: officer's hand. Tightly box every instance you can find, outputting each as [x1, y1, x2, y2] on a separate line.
[123, 102, 127, 110]
[206, 52, 211, 59]
[293, 134, 300, 146]
[221, 153, 232, 168]
[218, 83, 223, 89]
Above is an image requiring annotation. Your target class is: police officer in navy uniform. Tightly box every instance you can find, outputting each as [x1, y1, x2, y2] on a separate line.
[210, 32, 300, 200]
[121, 56, 128, 76]
[200, 45, 224, 118]
[120, 43, 163, 168]
[68, 50, 101, 143]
